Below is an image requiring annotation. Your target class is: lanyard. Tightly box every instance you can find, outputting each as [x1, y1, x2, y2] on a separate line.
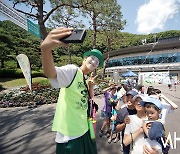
[83, 74, 92, 118]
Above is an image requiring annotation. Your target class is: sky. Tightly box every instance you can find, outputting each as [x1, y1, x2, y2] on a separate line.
[0, 0, 180, 34]
[118, 0, 180, 34]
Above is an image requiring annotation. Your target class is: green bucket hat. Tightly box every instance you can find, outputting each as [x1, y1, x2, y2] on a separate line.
[83, 49, 104, 67]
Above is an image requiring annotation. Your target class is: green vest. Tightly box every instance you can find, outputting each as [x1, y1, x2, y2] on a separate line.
[52, 68, 89, 136]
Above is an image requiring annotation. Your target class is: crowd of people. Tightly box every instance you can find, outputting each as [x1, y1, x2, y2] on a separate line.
[41, 27, 178, 154]
[99, 82, 178, 154]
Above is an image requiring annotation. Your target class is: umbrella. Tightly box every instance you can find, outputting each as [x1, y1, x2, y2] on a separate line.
[121, 71, 138, 77]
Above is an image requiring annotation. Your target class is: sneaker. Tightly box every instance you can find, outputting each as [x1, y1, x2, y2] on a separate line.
[113, 138, 120, 143]
[106, 131, 110, 138]
[108, 138, 112, 144]
[99, 130, 103, 137]
[120, 142, 123, 152]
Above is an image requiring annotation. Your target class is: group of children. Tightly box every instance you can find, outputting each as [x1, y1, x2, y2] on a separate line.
[99, 83, 178, 154]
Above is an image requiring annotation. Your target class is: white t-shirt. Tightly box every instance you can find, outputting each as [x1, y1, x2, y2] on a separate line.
[124, 115, 147, 154]
[50, 64, 83, 143]
[50, 64, 78, 88]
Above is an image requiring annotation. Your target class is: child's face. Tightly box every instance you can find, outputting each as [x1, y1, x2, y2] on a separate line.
[111, 88, 116, 95]
[134, 97, 144, 111]
[145, 107, 160, 120]
[126, 95, 135, 106]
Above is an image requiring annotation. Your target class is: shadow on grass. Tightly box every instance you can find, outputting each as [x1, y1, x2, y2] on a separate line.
[0, 86, 6, 92]
[0, 78, 17, 83]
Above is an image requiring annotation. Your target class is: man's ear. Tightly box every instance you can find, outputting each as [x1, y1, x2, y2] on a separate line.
[82, 57, 87, 65]
[84, 56, 88, 60]
[83, 57, 88, 63]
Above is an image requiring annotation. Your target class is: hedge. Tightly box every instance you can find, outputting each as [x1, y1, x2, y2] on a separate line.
[0, 68, 45, 78]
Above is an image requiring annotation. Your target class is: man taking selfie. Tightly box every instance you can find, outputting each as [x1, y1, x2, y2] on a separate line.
[40, 27, 104, 154]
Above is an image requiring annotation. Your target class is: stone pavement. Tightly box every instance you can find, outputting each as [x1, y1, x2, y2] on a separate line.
[0, 84, 179, 154]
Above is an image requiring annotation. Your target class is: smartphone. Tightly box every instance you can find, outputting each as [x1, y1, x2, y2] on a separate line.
[60, 29, 86, 43]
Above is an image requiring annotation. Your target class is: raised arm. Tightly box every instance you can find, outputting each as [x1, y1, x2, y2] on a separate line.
[115, 123, 126, 132]
[102, 86, 111, 93]
[40, 27, 73, 78]
[160, 94, 178, 109]
[88, 73, 98, 99]
[116, 116, 130, 132]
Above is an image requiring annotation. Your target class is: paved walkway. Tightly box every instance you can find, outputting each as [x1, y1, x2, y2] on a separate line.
[0, 84, 179, 154]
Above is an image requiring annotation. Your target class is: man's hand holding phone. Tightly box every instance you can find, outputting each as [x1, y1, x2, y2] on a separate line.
[41, 27, 73, 52]
[60, 29, 86, 43]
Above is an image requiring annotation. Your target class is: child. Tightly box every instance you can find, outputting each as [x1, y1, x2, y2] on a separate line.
[148, 88, 178, 124]
[141, 97, 168, 154]
[108, 101, 120, 144]
[99, 85, 117, 138]
[116, 90, 138, 153]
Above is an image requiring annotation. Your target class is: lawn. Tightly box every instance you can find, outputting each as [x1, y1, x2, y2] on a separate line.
[0, 77, 49, 89]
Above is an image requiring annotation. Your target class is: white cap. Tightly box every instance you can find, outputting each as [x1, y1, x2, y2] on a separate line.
[133, 94, 145, 101]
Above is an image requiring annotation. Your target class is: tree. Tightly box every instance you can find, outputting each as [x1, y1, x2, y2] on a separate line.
[80, 0, 126, 77]
[10, 0, 96, 39]
[0, 27, 14, 68]
[1, 19, 180, 71]
[48, 5, 86, 63]
[47, 5, 85, 29]
[81, 0, 126, 48]
[0, 20, 41, 69]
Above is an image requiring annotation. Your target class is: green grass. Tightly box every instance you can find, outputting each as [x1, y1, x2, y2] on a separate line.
[0, 77, 49, 89]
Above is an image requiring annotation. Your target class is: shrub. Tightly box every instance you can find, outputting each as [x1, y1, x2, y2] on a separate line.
[0, 68, 45, 78]
[0, 69, 23, 78]
[31, 70, 45, 78]
[0, 84, 5, 92]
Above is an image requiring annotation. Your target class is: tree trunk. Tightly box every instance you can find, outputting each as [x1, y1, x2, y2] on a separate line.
[39, 22, 48, 40]
[15, 51, 19, 68]
[1, 59, 5, 68]
[102, 56, 109, 79]
[68, 46, 72, 64]
[102, 36, 110, 79]
[37, 0, 48, 40]
[92, 11, 97, 49]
